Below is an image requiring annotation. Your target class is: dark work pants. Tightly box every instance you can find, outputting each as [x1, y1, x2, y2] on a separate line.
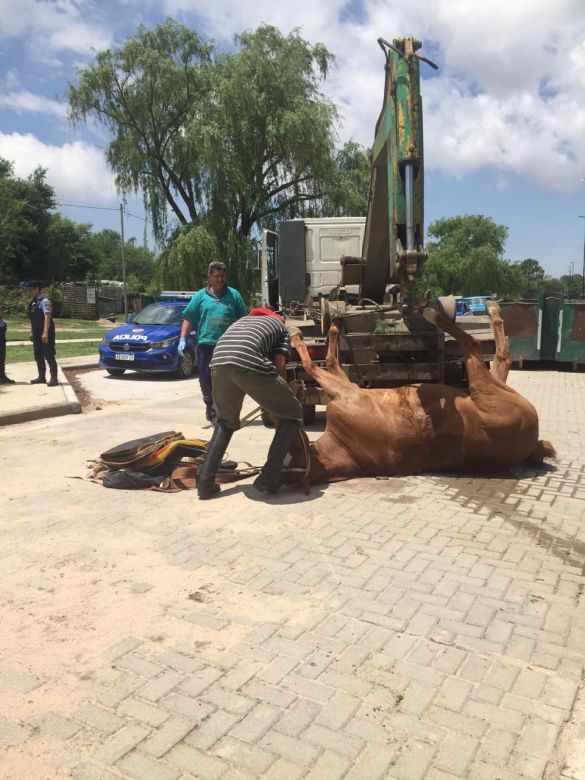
[0, 323, 6, 376]
[196, 343, 216, 412]
[32, 333, 58, 379]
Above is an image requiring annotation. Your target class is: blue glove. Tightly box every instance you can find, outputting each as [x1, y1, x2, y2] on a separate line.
[177, 337, 187, 357]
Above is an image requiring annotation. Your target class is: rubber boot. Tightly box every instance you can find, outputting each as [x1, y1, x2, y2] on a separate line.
[30, 376, 46, 384]
[47, 375, 59, 387]
[197, 423, 233, 499]
[253, 419, 299, 494]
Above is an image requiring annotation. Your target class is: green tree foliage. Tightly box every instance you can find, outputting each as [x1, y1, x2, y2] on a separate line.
[84, 229, 156, 284]
[68, 20, 340, 294]
[46, 215, 98, 280]
[0, 159, 55, 283]
[260, 139, 371, 227]
[559, 272, 584, 298]
[0, 158, 156, 287]
[541, 276, 563, 294]
[515, 258, 546, 298]
[68, 20, 213, 239]
[422, 214, 523, 298]
[204, 24, 336, 237]
[323, 141, 370, 217]
[157, 224, 220, 290]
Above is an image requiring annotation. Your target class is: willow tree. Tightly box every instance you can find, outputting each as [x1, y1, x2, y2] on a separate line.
[68, 19, 339, 293]
[68, 20, 213, 239]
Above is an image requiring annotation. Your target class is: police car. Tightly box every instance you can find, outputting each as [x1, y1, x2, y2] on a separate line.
[99, 292, 197, 378]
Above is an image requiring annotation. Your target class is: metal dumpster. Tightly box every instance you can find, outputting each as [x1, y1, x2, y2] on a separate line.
[555, 300, 585, 368]
[539, 295, 563, 361]
[499, 299, 542, 366]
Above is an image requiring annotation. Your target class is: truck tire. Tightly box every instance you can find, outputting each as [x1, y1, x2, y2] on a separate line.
[303, 405, 316, 425]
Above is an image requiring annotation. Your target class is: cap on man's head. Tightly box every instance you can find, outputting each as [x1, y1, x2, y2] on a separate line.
[249, 307, 285, 322]
[24, 280, 43, 290]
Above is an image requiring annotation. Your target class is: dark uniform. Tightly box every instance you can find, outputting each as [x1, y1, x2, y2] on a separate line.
[0, 307, 15, 384]
[27, 285, 58, 385]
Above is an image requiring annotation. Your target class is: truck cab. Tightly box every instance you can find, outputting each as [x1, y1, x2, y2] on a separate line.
[260, 217, 366, 310]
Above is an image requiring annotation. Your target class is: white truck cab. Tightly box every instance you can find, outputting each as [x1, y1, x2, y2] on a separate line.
[260, 217, 366, 310]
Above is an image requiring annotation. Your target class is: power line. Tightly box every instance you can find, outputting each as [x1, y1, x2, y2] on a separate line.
[55, 201, 148, 222]
[55, 201, 120, 212]
[126, 211, 147, 222]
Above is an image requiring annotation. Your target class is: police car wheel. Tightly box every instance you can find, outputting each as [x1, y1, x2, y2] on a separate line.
[106, 368, 126, 376]
[175, 349, 194, 378]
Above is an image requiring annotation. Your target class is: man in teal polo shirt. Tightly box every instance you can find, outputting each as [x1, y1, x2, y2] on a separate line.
[179, 261, 247, 422]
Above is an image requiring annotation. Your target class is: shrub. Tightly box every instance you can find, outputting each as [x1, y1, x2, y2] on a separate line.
[0, 286, 29, 317]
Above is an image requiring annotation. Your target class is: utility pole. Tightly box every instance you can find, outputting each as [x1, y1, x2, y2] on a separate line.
[579, 216, 585, 299]
[568, 262, 575, 299]
[120, 202, 128, 318]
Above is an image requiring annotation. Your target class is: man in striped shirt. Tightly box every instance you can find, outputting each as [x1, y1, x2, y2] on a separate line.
[197, 308, 304, 499]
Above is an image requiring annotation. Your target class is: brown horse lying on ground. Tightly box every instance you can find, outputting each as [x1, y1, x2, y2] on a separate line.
[285, 303, 555, 488]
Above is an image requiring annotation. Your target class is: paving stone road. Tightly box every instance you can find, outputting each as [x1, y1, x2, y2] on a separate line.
[0, 367, 584, 779]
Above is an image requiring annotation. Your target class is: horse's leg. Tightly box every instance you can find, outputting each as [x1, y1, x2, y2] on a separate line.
[291, 332, 353, 400]
[423, 307, 502, 406]
[324, 322, 349, 379]
[487, 301, 511, 384]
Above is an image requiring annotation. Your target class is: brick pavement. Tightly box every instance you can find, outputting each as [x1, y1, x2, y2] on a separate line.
[0, 369, 584, 779]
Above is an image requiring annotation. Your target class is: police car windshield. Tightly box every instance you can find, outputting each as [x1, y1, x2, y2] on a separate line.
[131, 304, 183, 326]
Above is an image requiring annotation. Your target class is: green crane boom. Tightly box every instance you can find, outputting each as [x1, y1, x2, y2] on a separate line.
[343, 37, 437, 305]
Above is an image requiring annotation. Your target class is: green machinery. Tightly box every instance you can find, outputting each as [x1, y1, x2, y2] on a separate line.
[293, 37, 494, 420]
[321, 37, 464, 389]
[340, 36, 432, 303]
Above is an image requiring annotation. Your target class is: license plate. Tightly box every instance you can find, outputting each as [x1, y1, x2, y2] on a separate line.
[115, 353, 135, 361]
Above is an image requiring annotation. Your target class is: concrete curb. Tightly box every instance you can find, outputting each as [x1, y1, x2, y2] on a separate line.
[0, 400, 80, 426]
[57, 365, 82, 415]
[0, 364, 87, 427]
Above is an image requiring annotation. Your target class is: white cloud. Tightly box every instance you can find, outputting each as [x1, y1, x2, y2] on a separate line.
[154, 0, 585, 193]
[2, 0, 585, 198]
[0, 133, 117, 203]
[161, 0, 345, 41]
[421, 78, 585, 192]
[0, 0, 112, 57]
[0, 91, 67, 119]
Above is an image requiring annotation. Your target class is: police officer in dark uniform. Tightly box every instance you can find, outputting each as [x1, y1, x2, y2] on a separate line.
[0, 303, 15, 384]
[25, 281, 59, 386]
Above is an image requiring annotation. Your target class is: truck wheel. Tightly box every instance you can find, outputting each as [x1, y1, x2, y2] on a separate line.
[303, 405, 316, 425]
[175, 349, 195, 379]
[106, 368, 126, 376]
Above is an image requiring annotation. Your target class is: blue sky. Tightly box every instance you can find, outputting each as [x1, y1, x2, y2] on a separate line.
[1, 0, 585, 280]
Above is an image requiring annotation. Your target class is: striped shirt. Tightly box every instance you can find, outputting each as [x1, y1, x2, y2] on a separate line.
[210, 315, 291, 375]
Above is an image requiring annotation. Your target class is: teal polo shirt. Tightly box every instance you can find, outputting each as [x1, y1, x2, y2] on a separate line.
[182, 286, 248, 345]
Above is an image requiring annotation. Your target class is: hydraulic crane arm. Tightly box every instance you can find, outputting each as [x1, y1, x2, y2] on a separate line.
[344, 37, 437, 305]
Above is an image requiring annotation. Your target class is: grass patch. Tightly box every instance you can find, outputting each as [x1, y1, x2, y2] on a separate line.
[6, 317, 113, 341]
[6, 341, 100, 364]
